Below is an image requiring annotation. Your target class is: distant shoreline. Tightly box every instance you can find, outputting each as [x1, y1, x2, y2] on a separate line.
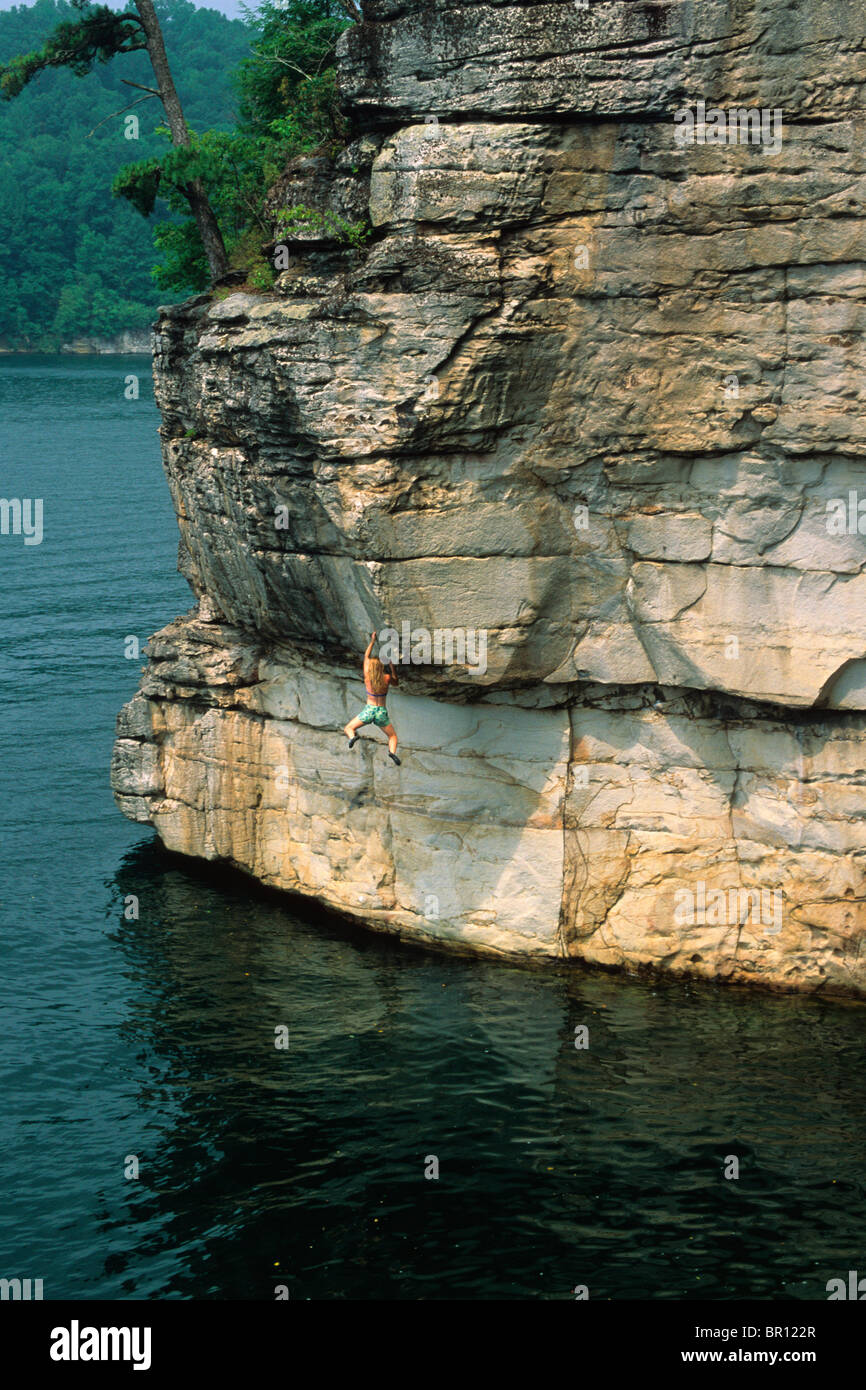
[0, 332, 152, 355]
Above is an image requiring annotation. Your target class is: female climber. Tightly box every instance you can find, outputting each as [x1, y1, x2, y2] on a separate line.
[343, 631, 401, 764]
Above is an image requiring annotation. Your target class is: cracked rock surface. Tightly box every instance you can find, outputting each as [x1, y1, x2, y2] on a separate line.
[112, 0, 866, 994]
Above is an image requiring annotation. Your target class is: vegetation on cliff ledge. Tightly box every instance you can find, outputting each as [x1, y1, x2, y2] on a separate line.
[0, 0, 355, 348]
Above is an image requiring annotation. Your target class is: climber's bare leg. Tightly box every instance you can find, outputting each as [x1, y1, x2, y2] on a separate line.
[384, 724, 401, 764]
[344, 717, 362, 745]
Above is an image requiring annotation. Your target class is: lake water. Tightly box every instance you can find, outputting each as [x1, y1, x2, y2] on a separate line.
[1, 354, 864, 1301]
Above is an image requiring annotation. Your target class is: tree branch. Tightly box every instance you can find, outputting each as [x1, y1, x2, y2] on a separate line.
[255, 55, 315, 81]
[87, 92, 157, 137]
[120, 77, 161, 96]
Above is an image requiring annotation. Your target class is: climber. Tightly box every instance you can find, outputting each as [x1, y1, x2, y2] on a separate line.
[343, 631, 401, 765]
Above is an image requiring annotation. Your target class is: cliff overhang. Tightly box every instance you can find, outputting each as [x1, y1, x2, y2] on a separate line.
[112, 0, 866, 997]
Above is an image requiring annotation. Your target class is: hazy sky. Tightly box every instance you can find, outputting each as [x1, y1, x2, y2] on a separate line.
[0, 0, 251, 17]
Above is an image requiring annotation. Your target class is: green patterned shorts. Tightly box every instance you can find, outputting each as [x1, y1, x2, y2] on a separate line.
[358, 703, 390, 729]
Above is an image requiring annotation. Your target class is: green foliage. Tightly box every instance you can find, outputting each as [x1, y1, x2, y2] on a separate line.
[248, 262, 276, 290]
[227, 225, 276, 289]
[276, 203, 370, 248]
[0, 0, 251, 347]
[0, 0, 360, 344]
[0, 2, 144, 99]
[233, 0, 349, 141]
[112, 154, 163, 218]
[113, 0, 356, 294]
[265, 67, 343, 153]
[152, 218, 208, 292]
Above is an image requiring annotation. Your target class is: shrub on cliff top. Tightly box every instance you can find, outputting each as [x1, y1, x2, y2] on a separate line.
[120, 0, 357, 292]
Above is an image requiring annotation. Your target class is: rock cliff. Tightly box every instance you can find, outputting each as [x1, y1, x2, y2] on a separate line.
[112, 0, 866, 996]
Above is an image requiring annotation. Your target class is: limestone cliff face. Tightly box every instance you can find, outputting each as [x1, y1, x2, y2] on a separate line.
[112, 0, 866, 995]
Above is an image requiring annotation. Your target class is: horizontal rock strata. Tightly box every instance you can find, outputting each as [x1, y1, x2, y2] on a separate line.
[113, 614, 866, 992]
[113, 0, 866, 994]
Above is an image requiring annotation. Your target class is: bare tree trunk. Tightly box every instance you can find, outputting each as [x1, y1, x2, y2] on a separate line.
[133, 0, 229, 282]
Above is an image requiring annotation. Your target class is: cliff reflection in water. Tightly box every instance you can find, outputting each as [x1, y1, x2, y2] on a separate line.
[3, 353, 861, 1304]
[101, 838, 866, 1300]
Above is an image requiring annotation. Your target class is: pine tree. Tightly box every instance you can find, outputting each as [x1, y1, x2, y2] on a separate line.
[0, 0, 230, 281]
